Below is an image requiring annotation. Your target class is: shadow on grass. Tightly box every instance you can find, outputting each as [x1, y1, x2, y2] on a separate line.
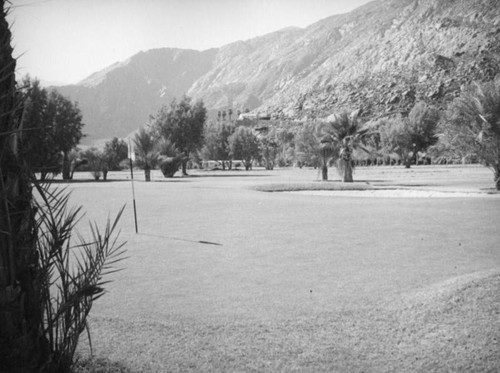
[182, 173, 273, 178]
[74, 357, 131, 373]
[138, 233, 223, 246]
[344, 179, 387, 183]
[43, 179, 128, 184]
[152, 178, 193, 182]
[309, 179, 389, 183]
[391, 183, 435, 187]
[254, 182, 375, 193]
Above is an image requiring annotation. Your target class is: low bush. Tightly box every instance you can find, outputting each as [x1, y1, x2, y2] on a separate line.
[160, 156, 182, 177]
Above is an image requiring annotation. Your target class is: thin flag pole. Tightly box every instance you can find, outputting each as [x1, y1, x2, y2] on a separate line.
[128, 139, 138, 234]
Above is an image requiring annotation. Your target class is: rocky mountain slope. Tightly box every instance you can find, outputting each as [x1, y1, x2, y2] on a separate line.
[262, 0, 500, 122]
[55, 0, 500, 142]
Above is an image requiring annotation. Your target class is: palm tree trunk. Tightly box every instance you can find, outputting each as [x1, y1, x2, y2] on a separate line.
[144, 168, 151, 181]
[1, 3, 45, 370]
[494, 163, 500, 191]
[343, 161, 353, 182]
[62, 151, 71, 179]
[181, 152, 189, 175]
[321, 165, 328, 181]
[404, 156, 411, 168]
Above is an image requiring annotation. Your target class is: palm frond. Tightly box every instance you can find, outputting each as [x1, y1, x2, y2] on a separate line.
[32, 180, 127, 370]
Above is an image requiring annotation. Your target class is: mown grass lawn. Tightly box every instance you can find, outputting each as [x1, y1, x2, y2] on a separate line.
[68, 165, 500, 372]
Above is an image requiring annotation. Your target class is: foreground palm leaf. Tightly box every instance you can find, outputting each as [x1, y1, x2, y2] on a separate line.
[34, 182, 127, 372]
[1, 3, 127, 371]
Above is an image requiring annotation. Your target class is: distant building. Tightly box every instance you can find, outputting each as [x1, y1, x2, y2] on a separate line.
[237, 113, 271, 121]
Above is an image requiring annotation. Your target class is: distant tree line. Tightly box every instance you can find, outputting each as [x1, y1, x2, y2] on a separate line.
[20, 77, 84, 180]
[16, 74, 500, 190]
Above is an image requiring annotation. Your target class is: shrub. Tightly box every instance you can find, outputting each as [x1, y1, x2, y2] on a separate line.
[160, 156, 183, 177]
[81, 147, 106, 180]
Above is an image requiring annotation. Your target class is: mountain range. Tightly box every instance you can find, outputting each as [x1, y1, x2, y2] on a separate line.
[54, 0, 500, 143]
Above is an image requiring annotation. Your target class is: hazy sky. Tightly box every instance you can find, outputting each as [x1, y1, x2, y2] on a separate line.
[8, 0, 373, 85]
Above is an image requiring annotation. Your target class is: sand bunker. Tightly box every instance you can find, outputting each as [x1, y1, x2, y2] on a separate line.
[290, 189, 500, 198]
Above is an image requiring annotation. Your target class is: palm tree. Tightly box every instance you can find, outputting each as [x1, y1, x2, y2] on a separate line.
[322, 110, 371, 182]
[444, 79, 500, 189]
[295, 121, 336, 180]
[318, 132, 337, 181]
[380, 103, 439, 168]
[0, 3, 44, 370]
[2, 6, 126, 372]
[133, 127, 158, 181]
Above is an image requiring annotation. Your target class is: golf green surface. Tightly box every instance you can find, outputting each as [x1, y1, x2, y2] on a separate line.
[68, 166, 499, 372]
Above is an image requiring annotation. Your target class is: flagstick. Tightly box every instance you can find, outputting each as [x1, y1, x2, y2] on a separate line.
[129, 140, 139, 234]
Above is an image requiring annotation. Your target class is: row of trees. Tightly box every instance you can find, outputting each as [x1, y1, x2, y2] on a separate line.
[127, 104, 290, 181]
[20, 78, 133, 182]
[125, 97, 268, 180]
[120, 96, 208, 181]
[20, 78, 84, 180]
[78, 137, 128, 180]
[198, 82, 499, 189]
[197, 102, 440, 182]
[17, 77, 499, 190]
[78, 79, 498, 190]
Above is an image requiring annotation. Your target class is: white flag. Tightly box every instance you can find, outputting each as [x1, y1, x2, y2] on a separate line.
[128, 140, 136, 161]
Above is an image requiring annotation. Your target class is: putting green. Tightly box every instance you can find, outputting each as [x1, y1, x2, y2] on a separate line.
[65, 165, 499, 371]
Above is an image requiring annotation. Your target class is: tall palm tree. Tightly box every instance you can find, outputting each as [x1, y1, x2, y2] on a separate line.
[1, 2, 44, 369]
[2, 6, 126, 372]
[323, 110, 371, 182]
[380, 103, 439, 168]
[445, 79, 500, 190]
[318, 131, 337, 181]
[295, 121, 337, 180]
[134, 127, 158, 181]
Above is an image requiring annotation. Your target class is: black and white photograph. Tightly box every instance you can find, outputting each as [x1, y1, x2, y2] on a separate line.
[1, 0, 499, 371]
